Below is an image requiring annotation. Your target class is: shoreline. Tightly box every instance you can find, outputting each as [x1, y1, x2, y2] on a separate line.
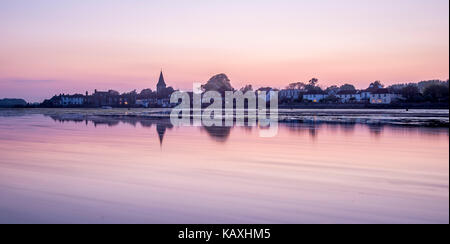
[278, 103, 449, 109]
[1, 107, 448, 128]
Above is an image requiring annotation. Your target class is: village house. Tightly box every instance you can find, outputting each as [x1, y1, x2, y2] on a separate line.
[257, 89, 279, 103]
[336, 90, 362, 103]
[136, 98, 156, 108]
[60, 94, 86, 106]
[279, 89, 302, 101]
[360, 90, 371, 101]
[303, 91, 328, 102]
[87, 90, 121, 107]
[359, 83, 384, 102]
[157, 98, 172, 107]
[369, 88, 403, 104]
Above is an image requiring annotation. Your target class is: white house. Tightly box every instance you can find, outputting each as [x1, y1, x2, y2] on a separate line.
[369, 89, 403, 104]
[61, 95, 85, 106]
[279, 89, 301, 101]
[136, 98, 170, 108]
[360, 90, 371, 101]
[157, 98, 172, 107]
[360, 83, 384, 102]
[257, 89, 279, 103]
[303, 91, 328, 102]
[336, 90, 361, 103]
[136, 99, 152, 108]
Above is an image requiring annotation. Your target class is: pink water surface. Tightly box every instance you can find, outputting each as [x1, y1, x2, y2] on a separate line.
[0, 114, 448, 223]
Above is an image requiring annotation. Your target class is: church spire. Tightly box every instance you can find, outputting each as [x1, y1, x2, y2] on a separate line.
[157, 70, 166, 89]
[156, 70, 167, 94]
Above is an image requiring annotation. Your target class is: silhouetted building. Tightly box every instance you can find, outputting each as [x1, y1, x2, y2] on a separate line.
[157, 70, 167, 95]
[85, 90, 135, 107]
[87, 90, 120, 107]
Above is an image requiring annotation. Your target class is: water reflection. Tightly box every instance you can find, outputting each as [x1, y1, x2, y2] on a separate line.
[201, 126, 232, 142]
[46, 114, 448, 146]
[0, 112, 448, 224]
[48, 115, 176, 146]
[156, 122, 173, 146]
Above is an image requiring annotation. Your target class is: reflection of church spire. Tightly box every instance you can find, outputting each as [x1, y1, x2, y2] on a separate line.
[156, 123, 167, 147]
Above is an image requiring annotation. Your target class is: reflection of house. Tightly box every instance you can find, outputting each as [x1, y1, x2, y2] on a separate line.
[303, 91, 328, 102]
[370, 89, 402, 104]
[47, 114, 175, 146]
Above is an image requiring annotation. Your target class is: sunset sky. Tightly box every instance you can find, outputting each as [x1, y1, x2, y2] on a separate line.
[0, 0, 449, 102]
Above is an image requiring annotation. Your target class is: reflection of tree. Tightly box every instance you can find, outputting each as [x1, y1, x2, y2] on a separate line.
[308, 126, 317, 139]
[140, 120, 153, 128]
[201, 126, 231, 143]
[283, 123, 320, 139]
[340, 123, 356, 135]
[41, 112, 448, 146]
[49, 115, 122, 127]
[368, 124, 384, 137]
[46, 114, 174, 146]
[325, 123, 339, 133]
[93, 121, 120, 127]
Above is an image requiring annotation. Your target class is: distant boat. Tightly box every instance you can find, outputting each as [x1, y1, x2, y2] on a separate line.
[101, 106, 113, 109]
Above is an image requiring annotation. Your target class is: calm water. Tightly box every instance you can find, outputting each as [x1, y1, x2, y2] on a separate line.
[0, 112, 448, 223]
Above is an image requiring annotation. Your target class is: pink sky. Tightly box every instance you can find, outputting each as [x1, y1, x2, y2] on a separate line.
[0, 0, 448, 102]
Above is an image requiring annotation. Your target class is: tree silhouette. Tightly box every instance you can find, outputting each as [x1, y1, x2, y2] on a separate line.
[240, 84, 253, 93]
[339, 84, 356, 91]
[308, 78, 318, 86]
[287, 82, 306, 90]
[370, 81, 384, 88]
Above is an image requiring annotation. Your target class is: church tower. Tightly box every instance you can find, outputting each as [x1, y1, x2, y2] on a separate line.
[156, 70, 167, 94]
